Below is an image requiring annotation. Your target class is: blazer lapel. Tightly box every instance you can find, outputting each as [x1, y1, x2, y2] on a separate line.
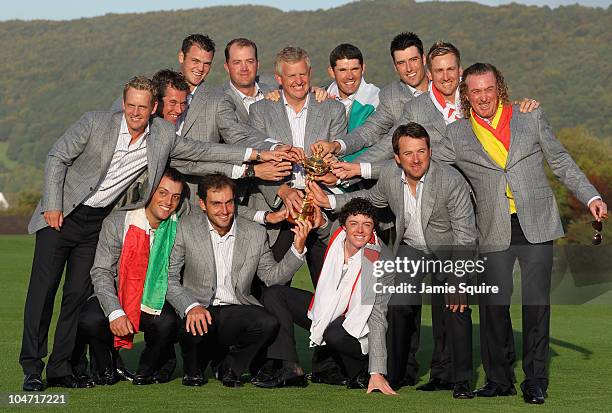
[199, 218, 217, 290]
[99, 113, 122, 182]
[181, 86, 205, 136]
[231, 218, 248, 289]
[145, 120, 164, 198]
[505, 108, 522, 168]
[391, 169, 406, 243]
[273, 100, 293, 145]
[425, 100, 447, 139]
[304, 97, 322, 152]
[420, 162, 438, 232]
[465, 123, 504, 170]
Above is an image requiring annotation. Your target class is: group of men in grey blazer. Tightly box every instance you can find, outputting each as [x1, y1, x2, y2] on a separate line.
[19, 27, 607, 406]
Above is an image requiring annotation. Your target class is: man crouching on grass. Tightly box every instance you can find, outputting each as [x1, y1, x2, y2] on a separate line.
[77, 167, 185, 386]
[254, 198, 397, 395]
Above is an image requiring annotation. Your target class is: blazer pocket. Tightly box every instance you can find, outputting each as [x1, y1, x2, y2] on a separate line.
[534, 186, 554, 199]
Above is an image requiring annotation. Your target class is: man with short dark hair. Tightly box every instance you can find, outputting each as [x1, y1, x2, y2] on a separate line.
[437, 62, 607, 404]
[171, 34, 292, 203]
[255, 198, 395, 394]
[166, 173, 314, 388]
[309, 122, 478, 398]
[325, 43, 380, 162]
[222, 38, 277, 124]
[152, 69, 190, 125]
[78, 168, 185, 386]
[316, 32, 429, 158]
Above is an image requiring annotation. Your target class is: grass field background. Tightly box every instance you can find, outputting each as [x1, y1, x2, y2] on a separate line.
[1, 234, 611, 412]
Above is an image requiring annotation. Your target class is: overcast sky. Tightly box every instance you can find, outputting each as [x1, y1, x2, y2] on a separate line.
[1, 0, 609, 21]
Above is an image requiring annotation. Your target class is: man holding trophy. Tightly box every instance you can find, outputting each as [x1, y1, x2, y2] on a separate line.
[247, 45, 348, 286]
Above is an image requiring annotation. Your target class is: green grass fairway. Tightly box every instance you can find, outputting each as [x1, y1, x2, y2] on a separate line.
[1, 235, 611, 412]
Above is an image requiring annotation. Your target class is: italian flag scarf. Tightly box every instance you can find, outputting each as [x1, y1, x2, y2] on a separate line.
[429, 82, 461, 125]
[114, 208, 178, 349]
[327, 78, 380, 162]
[308, 227, 381, 355]
[470, 102, 516, 213]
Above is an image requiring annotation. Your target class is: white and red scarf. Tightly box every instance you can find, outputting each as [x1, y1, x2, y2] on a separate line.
[308, 227, 381, 355]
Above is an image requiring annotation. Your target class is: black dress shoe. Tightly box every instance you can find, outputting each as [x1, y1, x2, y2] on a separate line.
[416, 378, 453, 391]
[389, 376, 418, 390]
[474, 381, 516, 397]
[309, 369, 348, 386]
[23, 374, 45, 391]
[115, 366, 134, 382]
[94, 368, 120, 386]
[182, 374, 207, 387]
[132, 374, 155, 385]
[153, 370, 173, 384]
[47, 374, 92, 389]
[521, 382, 545, 404]
[253, 367, 308, 389]
[453, 381, 475, 399]
[222, 369, 243, 388]
[74, 372, 96, 388]
[251, 366, 276, 385]
[347, 371, 369, 389]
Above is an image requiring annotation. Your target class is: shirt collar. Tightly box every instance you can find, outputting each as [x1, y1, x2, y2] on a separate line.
[282, 91, 310, 114]
[120, 114, 150, 146]
[401, 169, 427, 187]
[230, 82, 262, 101]
[401, 80, 428, 97]
[207, 216, 236, 240]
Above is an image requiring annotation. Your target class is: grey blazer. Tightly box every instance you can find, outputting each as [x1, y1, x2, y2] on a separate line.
[436, 106, 600, 252]
[89, 210, 130, 316]
[355, 93, 447, 179]
[333, 159, 477, 261]
[343, 80, 418, 155]
[222, 81, 276, 124]
[173, 84, 276, 181]
[166, 214, 304, 316]
[28, 111, 248, 233]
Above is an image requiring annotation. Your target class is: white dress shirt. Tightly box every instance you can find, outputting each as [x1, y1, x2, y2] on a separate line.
[401, 170, 429, 252]
[84, 115, 148, 208]
[230, 82, 264, 113]
[283, 92, 310, 190]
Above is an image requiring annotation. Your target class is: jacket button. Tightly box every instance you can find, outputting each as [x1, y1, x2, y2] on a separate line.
[90, 187, 94, 191]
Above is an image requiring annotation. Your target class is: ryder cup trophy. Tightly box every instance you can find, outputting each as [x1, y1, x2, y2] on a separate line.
[297, 145, 332, 222]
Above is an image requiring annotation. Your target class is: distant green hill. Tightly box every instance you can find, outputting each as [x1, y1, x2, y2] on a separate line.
[0, 0, 610, 194]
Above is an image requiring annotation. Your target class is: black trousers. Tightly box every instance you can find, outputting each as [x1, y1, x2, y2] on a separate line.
[20, 204, 112, 378]
[478, 214, 552, 392]
[262, 285, 368, 380]
[385, 244, 423, 386]
[179, 305, 279, 377]
[429, 277, 473, 384]
[272, 223, 326, 287]
[77, 297, 179, 377]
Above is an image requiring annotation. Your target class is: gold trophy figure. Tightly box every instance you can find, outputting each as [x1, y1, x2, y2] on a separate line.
[297, 145, 333, 222]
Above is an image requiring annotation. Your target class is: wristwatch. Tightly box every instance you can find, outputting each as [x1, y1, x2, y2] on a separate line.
[256, 150, 262, 162]
[245, 164, 256, 178]
[263, 210, 271, 224]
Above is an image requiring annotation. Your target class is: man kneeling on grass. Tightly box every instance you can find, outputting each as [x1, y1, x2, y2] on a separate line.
[77, 167, 185, 386]
[253, 198, 397, 395]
